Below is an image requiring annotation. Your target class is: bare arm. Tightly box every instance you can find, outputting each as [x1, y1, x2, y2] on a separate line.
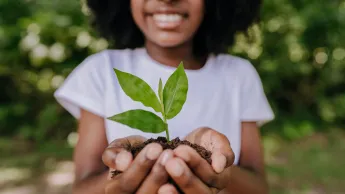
[225, 121, 268, 194]
[72, 109, 109, 194]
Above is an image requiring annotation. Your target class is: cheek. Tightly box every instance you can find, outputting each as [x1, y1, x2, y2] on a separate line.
[130, 0, 145, 29]
[189, 1, 205, 31]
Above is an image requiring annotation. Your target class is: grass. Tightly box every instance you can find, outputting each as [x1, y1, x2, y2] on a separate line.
[0, 139, 73, 169]
[264, 130, 345, 193]
[0, 139, 73, 192]
[0, 130, 344, 194]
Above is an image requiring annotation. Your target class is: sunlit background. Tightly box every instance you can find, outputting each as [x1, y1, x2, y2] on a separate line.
[0, 0, 344, 193]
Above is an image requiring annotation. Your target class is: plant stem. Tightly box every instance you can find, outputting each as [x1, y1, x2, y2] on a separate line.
[165, 128, 170, 142]
[159, 92, 170, 141]
[163, 116, 170, 141]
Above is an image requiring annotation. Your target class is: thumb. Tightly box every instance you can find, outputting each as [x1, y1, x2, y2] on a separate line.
[211, 147, 234, 173]
[102, 135, 146, 170]
[102, 147, 133, 171]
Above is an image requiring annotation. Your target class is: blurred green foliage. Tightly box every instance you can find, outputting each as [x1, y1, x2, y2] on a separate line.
[0, 0, 344, 142]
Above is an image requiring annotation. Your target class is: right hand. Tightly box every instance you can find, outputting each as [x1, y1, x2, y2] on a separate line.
[102, 135, 173, 194]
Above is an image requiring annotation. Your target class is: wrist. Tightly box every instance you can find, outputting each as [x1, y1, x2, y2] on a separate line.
[225, 165, 269, 194]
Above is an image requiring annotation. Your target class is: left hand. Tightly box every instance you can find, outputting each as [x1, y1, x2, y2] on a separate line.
[102, 135, 173, 194]
[158, 127, 235, 194]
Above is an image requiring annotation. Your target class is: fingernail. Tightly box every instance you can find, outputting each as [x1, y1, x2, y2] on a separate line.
[169, 160, 183, 177]
[214, 154, 227, 173]
[159, 151, 171, 166]
[158, 187, 174, 194]
[159, 190, 174, 194]
[116, 151, 131, 171]
[146, 145, 162, 160]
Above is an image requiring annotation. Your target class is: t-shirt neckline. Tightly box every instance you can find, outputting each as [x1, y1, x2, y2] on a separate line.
[137, 48, 214, 75]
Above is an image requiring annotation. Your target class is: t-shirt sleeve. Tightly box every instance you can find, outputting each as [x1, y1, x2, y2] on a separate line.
[238, 60, 275, 126]
[54, 52, 108, 119]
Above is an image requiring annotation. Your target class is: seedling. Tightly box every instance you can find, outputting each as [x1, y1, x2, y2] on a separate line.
[108, 65, 212, 182]
[108, 62, 188, 141]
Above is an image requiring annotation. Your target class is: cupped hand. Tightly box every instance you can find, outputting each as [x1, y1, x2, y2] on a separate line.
[159, 127, 235, 194]
[102, 135, 174, 194]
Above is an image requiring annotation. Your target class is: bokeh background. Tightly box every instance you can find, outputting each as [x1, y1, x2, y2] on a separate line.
[1, 0, 344, 193]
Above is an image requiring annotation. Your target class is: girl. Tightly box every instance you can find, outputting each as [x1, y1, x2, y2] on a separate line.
[54, 0, 274, 193]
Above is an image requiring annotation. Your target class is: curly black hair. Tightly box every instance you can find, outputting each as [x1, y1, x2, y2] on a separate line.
[86, 0, 262, 56]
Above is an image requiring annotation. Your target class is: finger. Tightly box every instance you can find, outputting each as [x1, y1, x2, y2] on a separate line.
[158, 184, 179, 194]
[104, 149, 132, 180]
[136, 150, 174, 194]
[102, 146, 124, 169]
[185, 128, 234, 172]
[211, 152, 226, 173]
[108, 135, 147, 148]
[174, 145, 230, 189]
[102, 135, 146, 169]
[165, 157, 211, 194]
[115, 151, 133, 171]
[106, 143, 163, 194]
[211, 147, 234, 173]
[206, 130, 234, 172]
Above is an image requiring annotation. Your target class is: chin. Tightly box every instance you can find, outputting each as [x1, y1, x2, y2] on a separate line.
[149, 34, 189, 48]
[154, 40, 185, 48]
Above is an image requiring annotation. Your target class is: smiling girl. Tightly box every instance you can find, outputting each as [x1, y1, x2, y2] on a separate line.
[54, 0, 274, 193]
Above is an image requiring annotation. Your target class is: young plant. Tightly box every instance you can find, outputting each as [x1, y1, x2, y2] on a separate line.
[108, 62, 188, 141]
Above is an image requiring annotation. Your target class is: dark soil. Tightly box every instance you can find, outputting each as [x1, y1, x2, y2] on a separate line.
[110, 136, 212, 192]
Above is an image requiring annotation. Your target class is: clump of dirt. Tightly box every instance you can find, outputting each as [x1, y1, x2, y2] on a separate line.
[110, 136, 212, 192]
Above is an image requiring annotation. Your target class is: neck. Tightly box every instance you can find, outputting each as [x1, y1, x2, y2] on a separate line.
[145, 41, 206, 70]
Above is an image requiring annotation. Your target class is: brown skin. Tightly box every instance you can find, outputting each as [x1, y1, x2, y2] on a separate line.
[226, 122, 268, 194]
[72, 109, 108, 194]
[103, 137, 173, 194]
[131, 0, 206, 69]
[73, 110, 268, 194]
[156, 124, 268, 194]
[72, 0, 268, 193]
[106, 127, 235, 194]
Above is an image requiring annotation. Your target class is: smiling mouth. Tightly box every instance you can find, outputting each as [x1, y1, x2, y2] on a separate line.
[149, 13, 187, 30]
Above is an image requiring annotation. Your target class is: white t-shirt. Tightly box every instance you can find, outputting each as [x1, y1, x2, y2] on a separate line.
[54, 48, 274, 165]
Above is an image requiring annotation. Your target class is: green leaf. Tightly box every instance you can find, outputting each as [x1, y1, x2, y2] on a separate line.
[114, 69, 162, 113]
[158, 78, 163, 103]
[163, 62, 188, 119]
[108, 109, 167, 134]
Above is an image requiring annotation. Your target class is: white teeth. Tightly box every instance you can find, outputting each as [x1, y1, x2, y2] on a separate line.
[153, 14, 183, 23]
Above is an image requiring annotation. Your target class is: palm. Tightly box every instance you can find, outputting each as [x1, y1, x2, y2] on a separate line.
[184, 127, 231, 154]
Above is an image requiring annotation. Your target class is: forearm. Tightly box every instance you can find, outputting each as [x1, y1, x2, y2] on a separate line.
[73, 171, 108, 194]
[224, 165, 268, 194]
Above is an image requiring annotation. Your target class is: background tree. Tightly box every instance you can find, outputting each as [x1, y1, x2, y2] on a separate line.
[0, 0, 344, 142]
